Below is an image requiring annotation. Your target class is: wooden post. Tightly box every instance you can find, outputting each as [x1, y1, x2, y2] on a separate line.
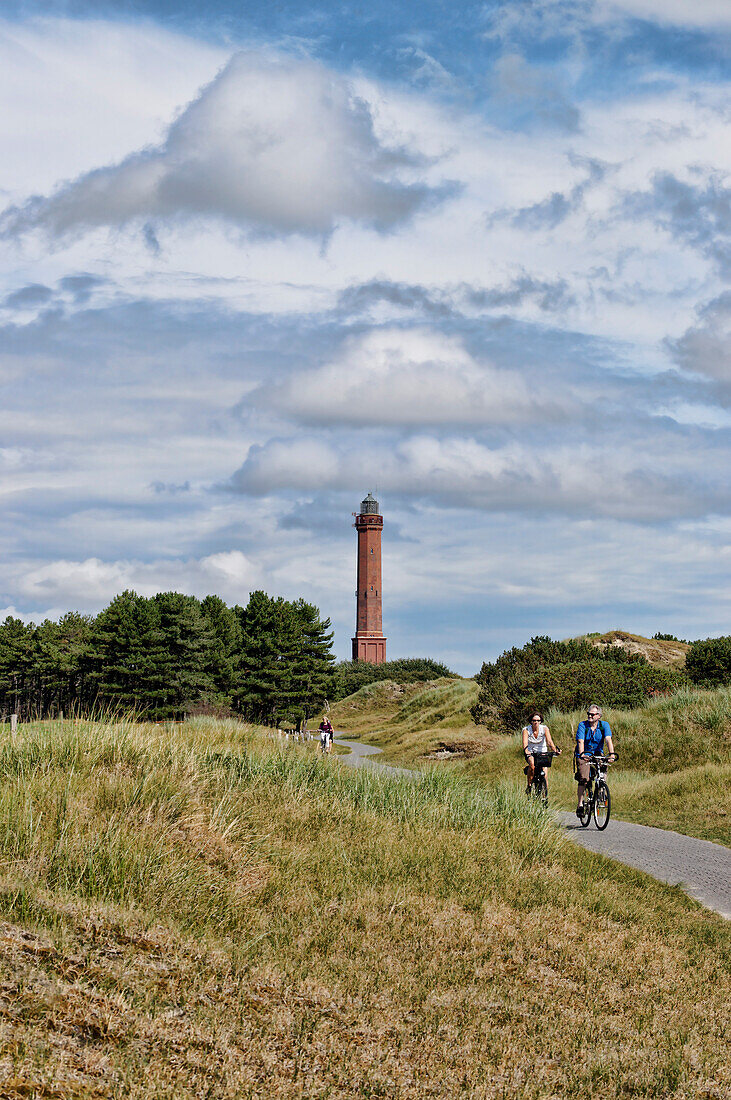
[10, 714, 17, 736]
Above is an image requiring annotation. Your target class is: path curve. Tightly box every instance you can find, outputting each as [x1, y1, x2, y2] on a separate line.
[334, 735, 731, 919]
[334, 736, 414, 778]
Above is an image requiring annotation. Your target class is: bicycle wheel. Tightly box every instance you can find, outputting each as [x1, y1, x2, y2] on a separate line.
[593, 782, 611, 830]
[577, 800, 592, 828]
[537, 775, 548, 807]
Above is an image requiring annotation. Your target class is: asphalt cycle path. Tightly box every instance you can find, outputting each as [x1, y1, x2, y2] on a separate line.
[333, 736, 414, 779]
[334, 734, 731, 919]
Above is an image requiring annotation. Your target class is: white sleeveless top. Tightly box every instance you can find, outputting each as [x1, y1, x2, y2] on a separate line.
[523, 723, 548, 753]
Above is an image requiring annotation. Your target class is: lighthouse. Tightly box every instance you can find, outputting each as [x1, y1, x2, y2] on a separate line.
[352, 492, 387, 663]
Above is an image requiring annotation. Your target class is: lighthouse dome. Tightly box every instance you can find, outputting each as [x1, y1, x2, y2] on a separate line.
[360, 492, 379, 514]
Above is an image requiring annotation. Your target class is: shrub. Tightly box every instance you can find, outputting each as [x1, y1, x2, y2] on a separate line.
[471, 635, 686, 732]
[499, 659, 686, 731]
[331, 657, 456, 701]
[686, 636, 731, 686]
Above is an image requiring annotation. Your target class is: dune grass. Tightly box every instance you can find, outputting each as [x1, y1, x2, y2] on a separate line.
[330, 677, 485, 763]
[333, 681, 731, 845]
[459, 686, 731, 844]
[0, 716, 728, 1098]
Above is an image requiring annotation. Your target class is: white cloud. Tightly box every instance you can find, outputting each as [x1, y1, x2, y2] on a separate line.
[232, 430, 727, 522]
[17, 551, 262, 609]
[601, 0, 731, 29]
[490, 53, 580, 131]
[255, 327, 547, 426]
[1, 50, 438, 241]
[0, 17, 227, 196]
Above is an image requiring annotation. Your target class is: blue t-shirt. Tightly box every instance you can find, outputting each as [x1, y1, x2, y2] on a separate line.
[575, 719, 612, 756]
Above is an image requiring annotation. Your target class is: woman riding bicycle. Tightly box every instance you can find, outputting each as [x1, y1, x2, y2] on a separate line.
[521, 711, 560, 794]
[319, 715, 334, 754]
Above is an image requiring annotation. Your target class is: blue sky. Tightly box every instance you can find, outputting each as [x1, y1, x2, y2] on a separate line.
[0, 0, 729, 672]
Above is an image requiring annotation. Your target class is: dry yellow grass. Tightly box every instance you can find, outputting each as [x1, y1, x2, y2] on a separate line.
[0, 716, 728, 1098]
[580, 630, 690, 668]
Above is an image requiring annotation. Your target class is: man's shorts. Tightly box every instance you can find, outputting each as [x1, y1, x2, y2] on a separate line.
[575, 757, 592, 782]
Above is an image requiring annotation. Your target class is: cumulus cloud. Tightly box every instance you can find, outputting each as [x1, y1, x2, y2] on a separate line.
[495, 158, 607, 231]
[251, 327, 548, 427]
[487, 0, 731, 38]
[230, 429, 728, 522]
[490, 53, 580, 132]
[336, 281, 455, 320]
[58, 274, 106, 303]
[2, 274, 106, 313]
[17, 551, 261, 609]
[601, 0, 731, 29]
[336, 276, 574, 318]
[0, 51, 443, 242]
[2, 284, 54, 310]
[464, 277, 575, 312]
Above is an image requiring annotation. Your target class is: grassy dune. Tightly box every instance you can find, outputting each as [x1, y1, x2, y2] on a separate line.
[577, 630, 689, 667]
[460, 686, 731, 845]
[330, 677, 483, 763]
[0, 717, 728, 1098]
[332, 680, 731, 845]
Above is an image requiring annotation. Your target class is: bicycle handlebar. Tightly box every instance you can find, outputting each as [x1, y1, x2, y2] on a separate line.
[578, 752, 617, 762]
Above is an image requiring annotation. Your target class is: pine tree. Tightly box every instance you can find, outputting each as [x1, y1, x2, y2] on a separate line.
[286, 600, 335, 729]
[201, 595, 242, 702]
[33, 613, 94, 716]
[237, 591, 282, 723]
[0, 617, 35, 718]
[91, 591, 163, 715]
[151, 593, 215, 716]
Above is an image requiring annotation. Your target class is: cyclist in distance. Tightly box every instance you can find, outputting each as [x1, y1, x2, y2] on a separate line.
[522, 711, 561, 794]
[575, 704, 615, 818]
[319, 715, 334, 754]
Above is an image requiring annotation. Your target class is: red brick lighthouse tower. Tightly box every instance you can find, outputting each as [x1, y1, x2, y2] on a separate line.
[352, 492, 387, 663]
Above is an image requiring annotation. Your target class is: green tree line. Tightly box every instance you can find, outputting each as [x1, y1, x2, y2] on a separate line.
[0, 590, 335, 725]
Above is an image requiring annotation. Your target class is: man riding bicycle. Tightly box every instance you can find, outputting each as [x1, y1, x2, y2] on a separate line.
[575, 704, 615, 818]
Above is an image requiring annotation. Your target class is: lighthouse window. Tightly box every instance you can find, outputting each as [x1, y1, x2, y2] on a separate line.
[370, 548, 373, 554]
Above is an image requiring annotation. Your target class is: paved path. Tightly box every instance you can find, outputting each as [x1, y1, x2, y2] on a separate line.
[334, 736, 414, 778]
[334, 735, 731, 919]
[559, 813, 730, 918]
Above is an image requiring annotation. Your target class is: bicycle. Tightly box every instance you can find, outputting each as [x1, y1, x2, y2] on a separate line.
[576, 753, 617, 830]
[525, 750, 561, 807]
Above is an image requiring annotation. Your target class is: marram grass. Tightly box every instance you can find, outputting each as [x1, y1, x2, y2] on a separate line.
[0, 716, 728, 1098]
